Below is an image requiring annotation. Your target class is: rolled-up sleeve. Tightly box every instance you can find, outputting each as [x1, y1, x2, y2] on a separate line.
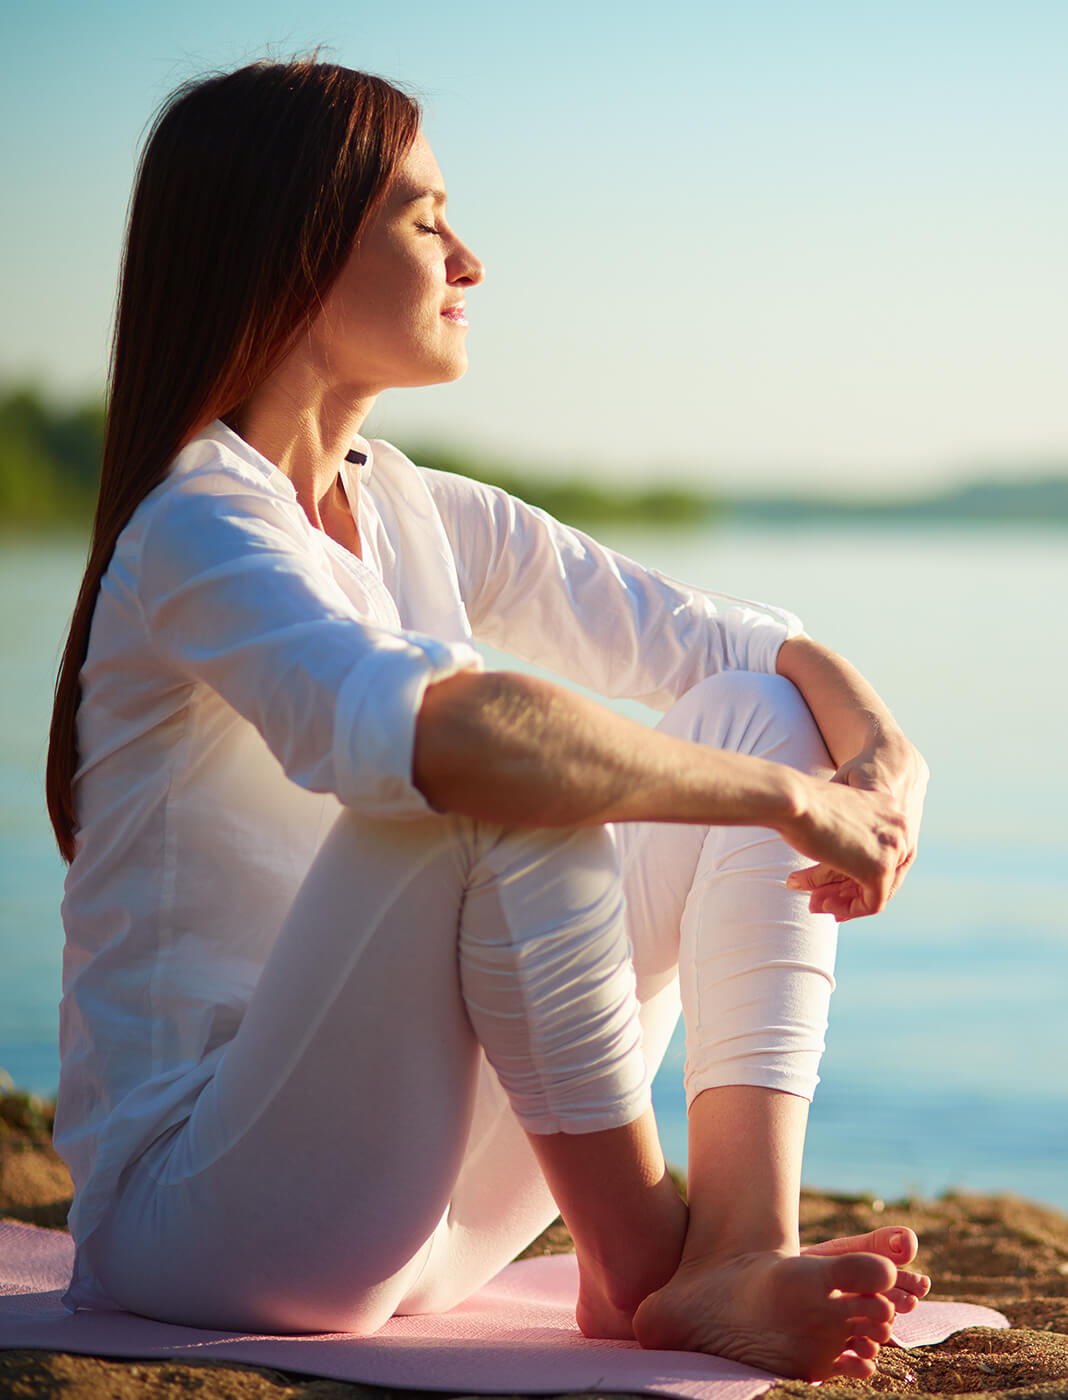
[419, 467, 802, 710]
[135, 471, 482, 818]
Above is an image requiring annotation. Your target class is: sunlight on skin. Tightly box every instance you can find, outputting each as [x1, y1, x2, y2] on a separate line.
[552, 1089, 932, 1380]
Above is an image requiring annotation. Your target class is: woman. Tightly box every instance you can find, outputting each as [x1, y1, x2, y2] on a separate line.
[47, 59, 930, 1381]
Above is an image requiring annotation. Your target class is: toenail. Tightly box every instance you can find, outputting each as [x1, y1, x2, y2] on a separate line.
[889, 1232, 905, 1252]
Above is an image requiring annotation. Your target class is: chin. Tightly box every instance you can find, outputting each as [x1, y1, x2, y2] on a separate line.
[414, 354, 470, 387]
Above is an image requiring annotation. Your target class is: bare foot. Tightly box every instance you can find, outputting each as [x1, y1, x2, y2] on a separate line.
[802, 1225, 931, 1314]
[576, 1223, 929, 1350]
[631, 1247, 898, 1380]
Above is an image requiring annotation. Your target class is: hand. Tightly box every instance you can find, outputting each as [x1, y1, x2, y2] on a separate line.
[834, 739, 928, 889]
[785, 739, 928, 922]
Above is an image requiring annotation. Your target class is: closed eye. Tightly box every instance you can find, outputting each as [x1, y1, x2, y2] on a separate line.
[416, 222, 442, 236]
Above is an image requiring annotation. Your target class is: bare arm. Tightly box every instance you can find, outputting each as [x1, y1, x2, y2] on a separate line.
[774, 636, 919, 774]
[414, 669, 909, 915]
[775, 636, 929, 917]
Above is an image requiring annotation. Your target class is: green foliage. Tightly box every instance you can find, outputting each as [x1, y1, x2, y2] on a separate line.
[6, 383, 1062, 532]
[0, 384, 103, 526]
[0, 386, 717, 532]
[405, 444, 718, 530]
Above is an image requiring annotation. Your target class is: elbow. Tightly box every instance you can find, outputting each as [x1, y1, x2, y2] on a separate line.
[411, 669, 517, 815]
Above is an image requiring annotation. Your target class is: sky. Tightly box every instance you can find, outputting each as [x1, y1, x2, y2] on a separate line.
[2, 0, 1066, 495]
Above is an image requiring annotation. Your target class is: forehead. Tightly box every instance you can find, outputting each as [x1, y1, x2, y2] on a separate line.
[390, 130, 446, 202]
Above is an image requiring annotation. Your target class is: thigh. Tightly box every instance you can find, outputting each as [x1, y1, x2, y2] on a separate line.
[98, 809, 487, 1333]
[98, 809, 643, 1333]
[394, 1053, 560, 1315]
[401, 821, 651, 1313]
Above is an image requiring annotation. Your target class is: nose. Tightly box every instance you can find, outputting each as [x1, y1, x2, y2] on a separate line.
[448, 236, 485, 288]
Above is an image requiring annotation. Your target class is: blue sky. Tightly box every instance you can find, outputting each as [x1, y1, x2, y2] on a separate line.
[3, 0, 1066, 493]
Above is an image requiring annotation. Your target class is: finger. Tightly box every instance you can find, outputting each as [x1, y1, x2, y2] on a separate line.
[854, 861, 896, 917]
[827, 892, 880, 922]
[811, 891, 852, 919]
[811, 890, 854, 920]
[810, 882, 875, 921]
[809, 886, 865, 918]
[888, 847, 917, 898]
[786, 863, 835, 891]
[808, 877, 856, 907]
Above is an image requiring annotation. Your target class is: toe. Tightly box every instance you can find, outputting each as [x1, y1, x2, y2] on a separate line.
[824, 1251, 897, 1298]
[803, 1226, 918, 1265]
[886, 1268, 930, 1311]
[829, 1349, 879, 1380]
[898, 1267, 931, 1297]
[877, 1227, 919, 1263]
[844, 1312, 895, 1345]
[848, 1335, 880, 1362]
[887, 1286, 917, 1313]
[832, 1294, 894, 1342]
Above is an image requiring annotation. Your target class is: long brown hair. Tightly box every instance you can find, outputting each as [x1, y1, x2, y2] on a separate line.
[47, 59, 420, 862]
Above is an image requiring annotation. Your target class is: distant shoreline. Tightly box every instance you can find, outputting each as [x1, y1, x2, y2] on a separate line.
[3, 383, 1066, 531]
[5, 473, 1068, 535]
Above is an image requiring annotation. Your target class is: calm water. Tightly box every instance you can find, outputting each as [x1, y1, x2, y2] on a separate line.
[2, 524, 1066, 1207]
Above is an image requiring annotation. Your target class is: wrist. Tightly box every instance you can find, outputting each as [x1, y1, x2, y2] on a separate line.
[863, 728, 921, 782]
[762, 764, 809, 831]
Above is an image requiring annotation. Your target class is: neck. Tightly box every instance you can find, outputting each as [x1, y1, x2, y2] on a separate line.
[228, 370, 377, 529]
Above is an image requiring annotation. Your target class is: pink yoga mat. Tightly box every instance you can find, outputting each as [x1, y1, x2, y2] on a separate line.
[0, 1221, 1007, 1400]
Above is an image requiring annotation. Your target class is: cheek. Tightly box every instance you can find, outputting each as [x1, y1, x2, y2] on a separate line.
[317, 248, 444, 360]
[395, 273, 447, 342]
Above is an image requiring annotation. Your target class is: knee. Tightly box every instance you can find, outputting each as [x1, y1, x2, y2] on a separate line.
[660, 671, 832, 776]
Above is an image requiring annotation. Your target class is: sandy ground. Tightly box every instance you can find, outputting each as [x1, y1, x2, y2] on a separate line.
[2, 1090, 1067, 1400]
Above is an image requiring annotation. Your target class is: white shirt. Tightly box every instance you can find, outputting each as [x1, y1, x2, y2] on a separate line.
[55, 420, 802, 1288]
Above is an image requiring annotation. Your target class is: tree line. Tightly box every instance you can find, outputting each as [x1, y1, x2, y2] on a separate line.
[0, 383, 712, 531]
[0, 384, 105, 524]
[6, 381, 1061, 531]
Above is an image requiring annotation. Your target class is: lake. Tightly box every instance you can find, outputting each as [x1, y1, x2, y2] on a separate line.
[2, 522, 1066, 1207]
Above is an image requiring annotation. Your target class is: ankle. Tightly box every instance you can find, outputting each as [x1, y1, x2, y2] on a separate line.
[681, 1219, 800, 1270]
[572, 1183, 688, 1312]
[684, 1084, 808, 1266]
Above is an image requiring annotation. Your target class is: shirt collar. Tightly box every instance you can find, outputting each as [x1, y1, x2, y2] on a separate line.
[343, 433, 375, 487]
[202, 420, 375, 494]
[202, 419, 298, 501]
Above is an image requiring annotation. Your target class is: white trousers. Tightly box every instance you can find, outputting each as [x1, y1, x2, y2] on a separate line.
[92, 673, 837, 1333]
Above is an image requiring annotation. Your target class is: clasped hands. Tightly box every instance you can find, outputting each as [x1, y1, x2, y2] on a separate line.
[785, 738, 930, 923]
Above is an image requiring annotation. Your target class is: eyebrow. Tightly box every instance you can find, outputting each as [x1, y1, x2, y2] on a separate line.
[401, 187, 447, 207]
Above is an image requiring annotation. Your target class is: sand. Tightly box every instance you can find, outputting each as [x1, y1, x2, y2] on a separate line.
[3, 1089, 1067, 1400]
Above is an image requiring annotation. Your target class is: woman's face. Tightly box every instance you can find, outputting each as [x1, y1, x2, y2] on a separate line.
[310, 131, 485, 395]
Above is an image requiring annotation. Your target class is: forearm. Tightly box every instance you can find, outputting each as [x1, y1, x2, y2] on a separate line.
[773, 635, 927, 914]
[774, 636, 913, 775]
[415, 667, 911, 916]
[414, 669, 803, 830]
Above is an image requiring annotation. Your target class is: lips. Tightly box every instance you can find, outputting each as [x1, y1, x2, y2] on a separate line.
[441, 302, 468, 326]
